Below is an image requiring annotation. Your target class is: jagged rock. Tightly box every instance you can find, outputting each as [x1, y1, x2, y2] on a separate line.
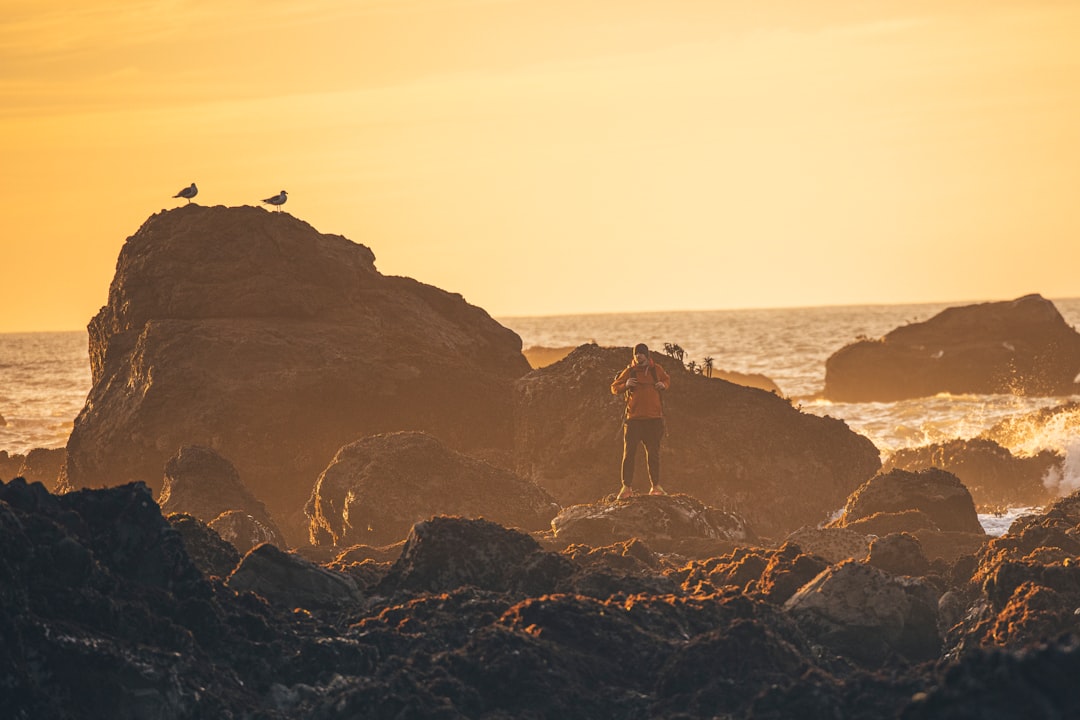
[226, 543, 360, 609]
[824, 294, 1080, 402]
[16, 447, 66, 491]
[159, 445, 285, 549]
[833, 467, 985, 535]
[306, 431, 559, 547]
[783, 526, 872, 563]
[209, 510, 280, 555]
[168, 512, 242, 578]
[883, 437, 1059, 509]
[784, 560, 942, 665]
[378, 516, 575, 595]
[550, 493, 750, 554]
[556, 539, 681, 599]
[867, 532, 930, 577]
[0, 450, 22, 480]
[514, 344, 880, 538]
[63, 205, 530, 544]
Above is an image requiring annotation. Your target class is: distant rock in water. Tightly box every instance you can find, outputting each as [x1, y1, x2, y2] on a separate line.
[883, 437, 1059, 510]
[62, 205, 530, 544]
[513, 344, 880, 539]
[0, 450, 22, 480]
[17, 447, 65, 491]
[306, 431, 559, 547]
[824, 294, 1080, 402]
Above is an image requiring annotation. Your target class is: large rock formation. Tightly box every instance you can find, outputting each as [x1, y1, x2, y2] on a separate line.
[306, 431, 559, 547]
[62, 205, 530, 544]
[824, 294, 1080, 402]
[833, 467, 985, 535]
[513, 344, 881, 538]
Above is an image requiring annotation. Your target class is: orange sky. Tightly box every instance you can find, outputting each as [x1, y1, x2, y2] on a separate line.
[2, 1, 1080, 332]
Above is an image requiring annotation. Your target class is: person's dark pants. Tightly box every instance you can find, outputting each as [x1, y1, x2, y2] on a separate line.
[621, 418, 665, 488]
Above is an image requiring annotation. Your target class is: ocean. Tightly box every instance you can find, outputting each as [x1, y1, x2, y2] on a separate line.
[4, 299, 1080, 534]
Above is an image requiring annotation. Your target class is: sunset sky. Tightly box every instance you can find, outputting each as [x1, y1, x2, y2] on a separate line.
[2, 1, 1079, 332]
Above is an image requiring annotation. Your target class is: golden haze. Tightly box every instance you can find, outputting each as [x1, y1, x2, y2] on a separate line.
[2, 1, 1080, 332]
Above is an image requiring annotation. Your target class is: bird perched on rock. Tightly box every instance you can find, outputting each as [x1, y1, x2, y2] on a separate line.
[173, 183, 198, 203]
[261, 190, 287, 210]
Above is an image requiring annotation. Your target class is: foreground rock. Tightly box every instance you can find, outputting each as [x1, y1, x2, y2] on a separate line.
[550, 493, 751, 556]
[514, 344, 881, 538]
[824, 294, 1080, 402]
[306, 431, 559, 547]
[6, 478, 1080, 718]
[62, 205, 530, 544]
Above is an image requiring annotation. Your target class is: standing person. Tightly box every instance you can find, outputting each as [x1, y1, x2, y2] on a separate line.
[610, 343, 671, 499]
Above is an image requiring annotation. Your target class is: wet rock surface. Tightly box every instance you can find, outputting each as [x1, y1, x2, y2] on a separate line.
[513, 344, 881, 538]
[62, 205, 530, 545]
[7, 477, 1080, 719]
[824, 294, 1080, 402]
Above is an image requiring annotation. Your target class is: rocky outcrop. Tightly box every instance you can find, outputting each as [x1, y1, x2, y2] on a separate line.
[306, 431, 559, 547]
[513, 344, 881, 538]
[0, 450, 22, 480]
[784, 560, 942, 665]
[824, 294, 1080, 402]
[158, 445, 285, 550]
[550, 493, 751, 554]
[226, 543, 361, 610]
[167, 512, 242, 578]
[62, 205, 530, 544]
[12, 447, 66, 490]
[783, 526, 872, 564]
[833, 467, 986, 535]
[883, 438, 1059, 509]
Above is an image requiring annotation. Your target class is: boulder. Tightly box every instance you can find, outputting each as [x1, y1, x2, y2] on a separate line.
[209, 511, 280, 555]
[513, 344, 881, 538]
[783, 526, 872, 564]
[550, 493, 751, 553]
[226, 543, 360, 609]
[833, 467, 986, 535]
[167, 512, 242, 578]
[824, 294, 1080, 402]
[784, 560, 941, 665]
[867, 532, 930, 577]
[377, 516, 575, 596]
[159, 445, 285, 549]
[306, 431, 559, 548]
[17, 447, 66, 490]
[883, 438, 1059, 509]
[62, 205, 531, 545]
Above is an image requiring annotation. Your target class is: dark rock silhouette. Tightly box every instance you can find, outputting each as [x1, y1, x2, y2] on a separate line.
[158, 445, 285, 550]
[883, 437, 1059, 509]
[226, 543, 360, 609]
[6, 476, 1080, 718]
[62, 205, 530, 544]
[824, 294, 1080, 402]
[306, 431, 559, 547]
[0, 449, 21, 479]
[167, 512, 242, 577]
[513, 343, 880, 538]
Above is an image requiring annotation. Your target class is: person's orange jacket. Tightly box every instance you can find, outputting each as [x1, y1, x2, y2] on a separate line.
[611, 358, 671, 419]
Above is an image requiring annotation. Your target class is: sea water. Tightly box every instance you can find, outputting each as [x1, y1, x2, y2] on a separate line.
[3, 299, 1080, 535]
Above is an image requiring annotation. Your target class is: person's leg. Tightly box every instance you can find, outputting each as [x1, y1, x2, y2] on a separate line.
[642, 419, 664, 489]
[621, 420, 644, 488]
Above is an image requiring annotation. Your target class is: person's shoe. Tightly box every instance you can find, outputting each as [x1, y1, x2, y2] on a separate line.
[616, 485, 635, 500]
[649, 485, 666, 496]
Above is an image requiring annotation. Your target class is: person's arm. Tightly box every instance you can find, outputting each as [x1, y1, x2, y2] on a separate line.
[611, 367, 631, 395]
[655, 365, 671, 390]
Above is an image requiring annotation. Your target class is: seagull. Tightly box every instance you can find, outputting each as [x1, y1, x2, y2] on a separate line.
[173, 183, 198, 203]
[262, 190, 288, 210]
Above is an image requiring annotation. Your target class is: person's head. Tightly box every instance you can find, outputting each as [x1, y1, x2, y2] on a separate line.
[633, 343, 649, 364]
